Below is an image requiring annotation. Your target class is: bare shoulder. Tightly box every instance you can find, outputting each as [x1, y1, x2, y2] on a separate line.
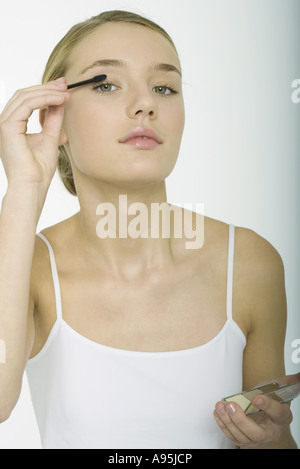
[233, 225, 286, 320]
[233, 225, 285, 294]
[197, 217, 284, 285]
[235, 225, 284, 267]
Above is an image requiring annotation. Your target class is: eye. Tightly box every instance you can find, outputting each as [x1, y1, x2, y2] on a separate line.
[93, 82, 118, 93]
[153, 85, 177, 95]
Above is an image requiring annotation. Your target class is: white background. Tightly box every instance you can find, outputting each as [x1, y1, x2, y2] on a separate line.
[0, 0, 299, 449]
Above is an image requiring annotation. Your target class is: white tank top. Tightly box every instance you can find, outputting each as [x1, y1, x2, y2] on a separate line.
[26, 224, 246, 449]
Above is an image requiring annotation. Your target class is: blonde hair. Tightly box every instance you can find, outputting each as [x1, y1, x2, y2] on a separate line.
[42, 10, 179, 196]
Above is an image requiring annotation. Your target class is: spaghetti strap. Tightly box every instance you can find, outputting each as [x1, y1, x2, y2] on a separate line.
[37, 233, 63, 321]
[226, 224, 235, 321]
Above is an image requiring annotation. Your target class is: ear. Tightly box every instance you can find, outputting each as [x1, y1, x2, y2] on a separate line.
[39, 108, 68, 146]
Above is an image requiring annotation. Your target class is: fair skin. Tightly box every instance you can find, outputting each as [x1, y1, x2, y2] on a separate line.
[0, 22, 298, 448]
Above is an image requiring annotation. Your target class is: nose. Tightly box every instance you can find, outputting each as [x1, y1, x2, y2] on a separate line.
[126, 87, 157, 120]
[135, 108, 154, 117]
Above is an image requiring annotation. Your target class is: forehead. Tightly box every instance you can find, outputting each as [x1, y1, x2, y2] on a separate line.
[68, 22, 180, 76]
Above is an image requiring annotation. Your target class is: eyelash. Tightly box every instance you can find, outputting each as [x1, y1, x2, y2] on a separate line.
[93, 82, 118, 94]
[153, 85, 178, 96]
[92, 82, 178, 96]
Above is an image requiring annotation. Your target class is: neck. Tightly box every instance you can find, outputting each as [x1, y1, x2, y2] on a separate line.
[73, 178, 176, 280]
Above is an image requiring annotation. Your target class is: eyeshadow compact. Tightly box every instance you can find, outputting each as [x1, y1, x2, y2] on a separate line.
[222, 381, 300, 415]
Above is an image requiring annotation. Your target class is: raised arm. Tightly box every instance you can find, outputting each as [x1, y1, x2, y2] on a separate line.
[0, 78, 69, 421]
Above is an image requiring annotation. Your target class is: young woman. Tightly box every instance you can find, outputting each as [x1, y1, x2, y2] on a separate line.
[0, 10, 298, 449]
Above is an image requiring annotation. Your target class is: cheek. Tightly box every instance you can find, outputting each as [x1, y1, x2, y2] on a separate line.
[177, 102, 186, 131]
[63, 101, 116, 163]
[168, 104, 185, 149]
[65, 98, 114, 137]
[166, 99, 185, 130]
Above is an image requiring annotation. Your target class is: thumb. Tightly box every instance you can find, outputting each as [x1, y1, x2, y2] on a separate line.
[41, 104, 68, 145]
[275, 372, 300, 386]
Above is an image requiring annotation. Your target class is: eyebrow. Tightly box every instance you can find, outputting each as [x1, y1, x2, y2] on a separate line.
[154, 63, 182, 77]
[80, 59, 182, 77]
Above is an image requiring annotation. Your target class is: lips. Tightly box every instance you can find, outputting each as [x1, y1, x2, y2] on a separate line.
[119, 127, 163, 149]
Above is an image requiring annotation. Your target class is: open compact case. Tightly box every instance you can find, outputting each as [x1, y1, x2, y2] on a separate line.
[222, 381, 300, 415]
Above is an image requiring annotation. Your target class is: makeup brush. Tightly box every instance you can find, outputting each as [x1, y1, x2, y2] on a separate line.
[67, 74, 107, 90]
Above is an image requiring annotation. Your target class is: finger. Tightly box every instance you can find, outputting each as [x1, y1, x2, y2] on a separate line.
[0, 80, 68, 120]
[214, 402, 254, 446]
[213, 409, 240, 446]
[41, 104, 66, 143]
[2, 89, 70, 124]
[251, 395, 293, 425]
[274, 372, 300, 387]
[5, 78, 67, 104]
[216, 401, 271, 447]
[1, 92, 70, 137]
